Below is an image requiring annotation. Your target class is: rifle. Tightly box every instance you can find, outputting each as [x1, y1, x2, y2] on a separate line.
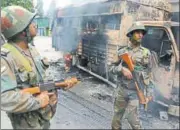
[21, 77, 79, 95]
[119, 53, 146, 105]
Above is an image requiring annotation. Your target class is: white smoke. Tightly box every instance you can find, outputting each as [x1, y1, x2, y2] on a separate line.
[56, 0, 106, 8]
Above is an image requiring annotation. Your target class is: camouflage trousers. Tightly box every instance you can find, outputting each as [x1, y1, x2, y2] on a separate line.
[111, 86, 142, 130]
[7, 112, 51, 129]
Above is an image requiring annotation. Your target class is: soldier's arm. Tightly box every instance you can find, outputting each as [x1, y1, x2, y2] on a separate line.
[1, 58, 42, 113]
[109, 47, 127, 74]
[109, 61, 123, 74]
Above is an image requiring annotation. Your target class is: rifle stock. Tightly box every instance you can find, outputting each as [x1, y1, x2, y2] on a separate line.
[120, 53, 146, 104]
[21, 77, 79, 95]
[21, 87, 41, 94]
[120, 53, 134, 72]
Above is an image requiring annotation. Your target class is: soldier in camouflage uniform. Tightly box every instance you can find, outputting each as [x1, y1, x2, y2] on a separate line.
[1, 6, 73, 129]
[111, 22, 154, 129]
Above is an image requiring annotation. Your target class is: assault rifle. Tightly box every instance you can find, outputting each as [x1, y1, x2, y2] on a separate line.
[119, 53, 147, 105]
[21, 77, 79, 94]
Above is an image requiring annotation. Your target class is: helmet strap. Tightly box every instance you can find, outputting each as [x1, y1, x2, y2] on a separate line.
[25, 28, 34, 46]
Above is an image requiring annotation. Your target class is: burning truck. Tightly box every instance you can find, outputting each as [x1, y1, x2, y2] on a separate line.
[52, 0, 179, 117]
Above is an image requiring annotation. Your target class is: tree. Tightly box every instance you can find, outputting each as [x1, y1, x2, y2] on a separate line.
[1, 0, 35, 12]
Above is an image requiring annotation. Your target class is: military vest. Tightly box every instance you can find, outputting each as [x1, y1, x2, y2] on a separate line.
[1, 43, 46, 91]
[118, 45, 152, 89]
[1, 43, 57, 123]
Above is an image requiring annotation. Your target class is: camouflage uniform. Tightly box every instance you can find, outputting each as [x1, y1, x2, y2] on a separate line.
[1, 6, 57, 129]
[111, 22, 154, 129]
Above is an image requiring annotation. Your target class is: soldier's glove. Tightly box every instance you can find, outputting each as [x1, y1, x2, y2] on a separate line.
[36, 91, 51, 108]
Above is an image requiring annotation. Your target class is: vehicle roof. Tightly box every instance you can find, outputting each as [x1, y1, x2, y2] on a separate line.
[140, 21, 179, 27]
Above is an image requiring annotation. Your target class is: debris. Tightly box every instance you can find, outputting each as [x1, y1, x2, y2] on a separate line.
[168, 105, 180, 117]
[159, 111, 168, 121]
[91, 93, 113, 102]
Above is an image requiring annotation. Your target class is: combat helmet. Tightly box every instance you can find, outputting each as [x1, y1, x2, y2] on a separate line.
[1, 6, 36, 39]
[126, 22, 147, 37]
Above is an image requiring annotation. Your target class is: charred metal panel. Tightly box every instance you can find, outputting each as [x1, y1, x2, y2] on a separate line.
[80, 34, 108, 77]
[126, 0, 172, 21]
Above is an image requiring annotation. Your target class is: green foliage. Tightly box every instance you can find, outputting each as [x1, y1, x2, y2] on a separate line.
[1, 0, 34, 12]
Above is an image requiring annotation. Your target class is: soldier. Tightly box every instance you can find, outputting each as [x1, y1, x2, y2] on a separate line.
[111, 22, 154, 129]
[1, 6, 73, 129]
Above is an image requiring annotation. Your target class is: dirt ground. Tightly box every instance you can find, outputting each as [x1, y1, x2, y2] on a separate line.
[1, 36, 179, 129]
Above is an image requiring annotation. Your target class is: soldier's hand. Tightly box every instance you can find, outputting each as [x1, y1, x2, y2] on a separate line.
[147, 96, 153, 103]
[49, 93, 58, 105]
[63, 80, 74, 91]
[36, 91, 50, 108]
[63, 77, 79, 91]
[144, 96, 153, 104]
[122, 67, 133, 79]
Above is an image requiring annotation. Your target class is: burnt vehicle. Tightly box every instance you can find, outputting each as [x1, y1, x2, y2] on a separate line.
[52, 0, 179, 117]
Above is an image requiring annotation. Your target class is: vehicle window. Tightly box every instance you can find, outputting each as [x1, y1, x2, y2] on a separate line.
[142, 26, 172, 66]
[142, 27, 169, 54]
[101, 14, 121, 30]
[81, 17, 99, 31]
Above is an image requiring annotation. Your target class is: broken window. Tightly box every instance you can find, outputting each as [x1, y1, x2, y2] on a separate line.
[142, 27, 173, 66]
[81, 16, 99, 32]
[101, 14, 121, 30]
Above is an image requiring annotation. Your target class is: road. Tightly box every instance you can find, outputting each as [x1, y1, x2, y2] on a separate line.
[1, 36, 179, 129]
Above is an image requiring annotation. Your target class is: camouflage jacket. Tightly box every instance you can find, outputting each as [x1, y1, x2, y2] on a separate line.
[110, 45, 154, 97]
[1, 43, 56, 119]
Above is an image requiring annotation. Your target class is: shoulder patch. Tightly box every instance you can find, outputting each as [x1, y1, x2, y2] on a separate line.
[1, 47, 10, 56]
